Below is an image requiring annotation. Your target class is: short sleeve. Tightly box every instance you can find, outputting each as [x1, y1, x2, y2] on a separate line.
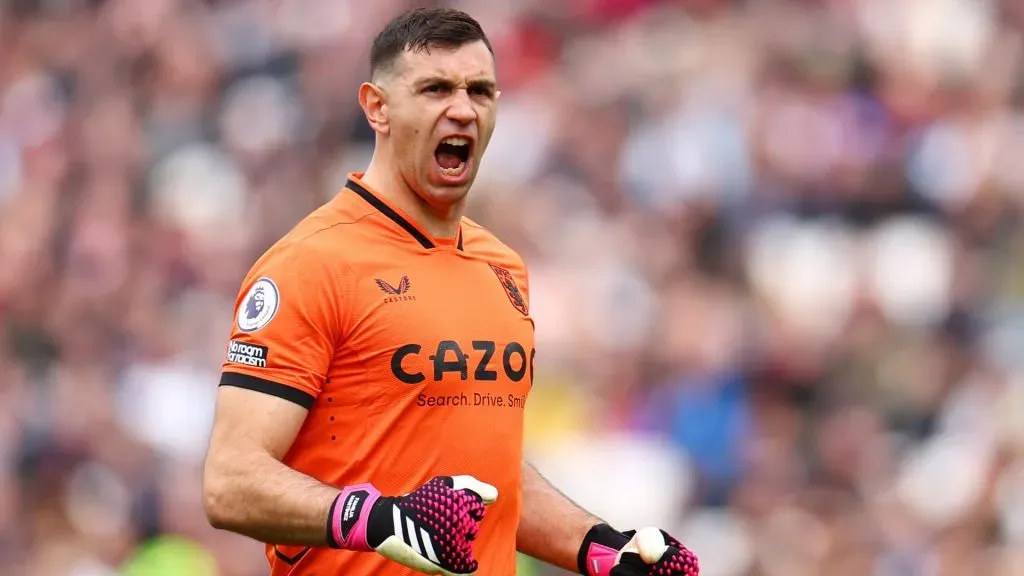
[219, 241, 345, 409]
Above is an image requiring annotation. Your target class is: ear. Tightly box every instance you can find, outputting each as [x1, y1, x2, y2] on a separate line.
[358, 82, 390, 136]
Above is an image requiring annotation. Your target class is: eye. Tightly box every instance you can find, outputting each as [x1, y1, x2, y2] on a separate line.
[468, 85, 495, 99]
[423, 83, 450, 95]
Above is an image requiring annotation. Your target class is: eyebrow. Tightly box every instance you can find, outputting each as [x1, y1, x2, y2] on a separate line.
[415, 76, 498, 91]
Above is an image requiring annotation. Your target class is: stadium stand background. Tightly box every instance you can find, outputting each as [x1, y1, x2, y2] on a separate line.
[2, 0, 1024, 574]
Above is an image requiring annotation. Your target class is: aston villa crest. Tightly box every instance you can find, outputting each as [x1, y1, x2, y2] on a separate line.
[489, 264, 528, 316]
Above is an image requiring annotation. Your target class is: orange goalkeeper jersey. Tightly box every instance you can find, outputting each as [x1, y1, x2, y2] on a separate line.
[219, 174, 534, 576]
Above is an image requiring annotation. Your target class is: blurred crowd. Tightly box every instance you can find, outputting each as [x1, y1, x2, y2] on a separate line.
[3, 0, 1024, 574]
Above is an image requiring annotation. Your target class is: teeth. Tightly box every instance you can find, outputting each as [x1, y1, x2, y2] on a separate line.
[442, 137, 469, 147]
[440, 162, 467, 176]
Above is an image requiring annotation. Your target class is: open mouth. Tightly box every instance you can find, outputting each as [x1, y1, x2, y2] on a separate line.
[434, 136, 472, 177]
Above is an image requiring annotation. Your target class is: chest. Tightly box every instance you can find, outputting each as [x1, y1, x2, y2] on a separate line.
[341, 252, 535, 388]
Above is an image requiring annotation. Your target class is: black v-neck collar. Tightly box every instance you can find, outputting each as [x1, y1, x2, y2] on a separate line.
[347, 178, 463, 251]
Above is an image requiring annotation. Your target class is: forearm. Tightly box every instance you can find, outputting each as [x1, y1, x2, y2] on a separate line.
[517, 461, 603, 572]
[203, 446, 340, 546]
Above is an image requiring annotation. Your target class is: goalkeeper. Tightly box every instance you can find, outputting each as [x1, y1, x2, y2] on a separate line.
[202, 7, 699, 576]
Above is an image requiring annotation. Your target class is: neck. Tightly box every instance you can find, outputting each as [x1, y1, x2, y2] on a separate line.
[360, 157, 464, 239]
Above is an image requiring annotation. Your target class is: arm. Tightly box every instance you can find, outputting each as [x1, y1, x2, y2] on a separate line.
[202, 383, 499, 576]
[517, 461, 701, 576]
[202, 385, 339, 545]
[202, 246, 344, 546]
[516, 461, 603, 572]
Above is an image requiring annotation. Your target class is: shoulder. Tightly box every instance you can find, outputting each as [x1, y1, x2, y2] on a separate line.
[233, 211, 356, 331]
[254, 197, 377, 272]
[460, 216, 527, 274]
[460, 217, 531, 300]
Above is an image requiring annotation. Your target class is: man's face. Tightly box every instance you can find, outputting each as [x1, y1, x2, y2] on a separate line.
[380, 40, 498, 208]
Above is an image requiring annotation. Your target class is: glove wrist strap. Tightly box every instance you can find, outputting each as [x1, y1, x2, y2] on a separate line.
[325, 483, 382, 550]
[578, 523, 630, 576]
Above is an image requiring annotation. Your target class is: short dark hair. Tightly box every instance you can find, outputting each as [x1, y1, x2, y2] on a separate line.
[370, 8, 493, 80]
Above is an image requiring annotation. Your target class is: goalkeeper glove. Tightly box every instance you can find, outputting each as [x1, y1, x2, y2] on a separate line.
[325, 475, 498, 575]
[578, 523, 699, 576]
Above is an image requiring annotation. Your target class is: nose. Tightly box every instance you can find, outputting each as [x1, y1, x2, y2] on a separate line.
[445, 89, 477, 125]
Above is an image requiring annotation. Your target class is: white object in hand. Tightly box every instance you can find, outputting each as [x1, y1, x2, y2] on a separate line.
[617, 526, 669, 565]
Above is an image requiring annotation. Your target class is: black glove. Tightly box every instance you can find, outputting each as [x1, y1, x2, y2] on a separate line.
[577, 523, 699, 576]
[326, 475, 498, 575]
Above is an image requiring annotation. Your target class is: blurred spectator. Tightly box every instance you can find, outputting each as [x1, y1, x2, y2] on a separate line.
[2, 0, 1024, 574]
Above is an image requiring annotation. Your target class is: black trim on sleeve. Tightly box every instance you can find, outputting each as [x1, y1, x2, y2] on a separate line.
[273, 546, 310, 565]
[219, 371, 316, 410]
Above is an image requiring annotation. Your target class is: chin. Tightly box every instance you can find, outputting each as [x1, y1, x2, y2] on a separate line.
[420, 181, 472, 207]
